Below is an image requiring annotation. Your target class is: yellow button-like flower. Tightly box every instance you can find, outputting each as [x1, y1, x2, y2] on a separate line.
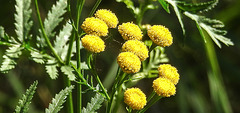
[95, 9, 119, 28]
[81, 35, 105, 53]
[124, 88, 147, 110]
[147, 25, 173, 47]
[152, 77, 176, 97]
[81, 17, 108, 36]
[122, 40, 149, 61]
[118, 22, 143, 40]
[117, 52, 141, 73]
[158, 64, 180, 85]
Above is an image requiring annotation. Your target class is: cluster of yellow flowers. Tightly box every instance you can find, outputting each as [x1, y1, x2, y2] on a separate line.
[80, 8, 179, 111]
[81, 9, 118, 53]
[117, 22, 149, 73]
[153, 64, 180, 97]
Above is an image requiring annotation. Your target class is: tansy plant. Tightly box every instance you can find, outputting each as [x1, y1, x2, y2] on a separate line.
[0, 0, 233, 113]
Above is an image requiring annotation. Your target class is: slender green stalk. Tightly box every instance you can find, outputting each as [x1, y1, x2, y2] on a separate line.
[106, 67, 123, 113]
[137, 95, 162, 113]
[34, 0, 64, 65]
[204, 35, 232, 113]
[88, 0, 102, 17]
[87, 53, 110, 100]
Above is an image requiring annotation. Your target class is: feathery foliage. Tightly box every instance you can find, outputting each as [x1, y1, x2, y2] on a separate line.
[82, 93, 105, 113]
[60, 66, 76, 81]
[46, 59, 58, 79]
[15, 81, 38, 113]
[157, 0, 170, 13]
[14, 0, 33, 43]
[45, 85, 74, 113]
[0, 44, 23, 73]
[37, 0, 68, 47]
[54, 22, 73, 60]
[184, 12, 234, 48]
[177, 0, 218, 13]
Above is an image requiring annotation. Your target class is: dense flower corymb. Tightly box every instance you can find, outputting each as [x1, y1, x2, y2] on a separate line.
[158, 64, 180, 85]
[95, 9, 119, 28]
[118, 22, 143, 40]
[124, 88, 147, 110]
[122, 40, 149, 61]
[152, 77, 176, 97]
[147, 25, 173, 47]
[81, 35, 105, 53]
[117, 52, 141, 73]
[81, 17, 108, 36]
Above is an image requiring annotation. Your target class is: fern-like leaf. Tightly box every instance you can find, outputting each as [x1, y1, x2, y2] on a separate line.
[45, 85, 74, 113]
[46, 59, 58, 79]
[37, 0, 68, 47]
[177, 0, 218, 13]
[60, 65, 76, 81]
[116, 0, 139, 16]
[184, 12, 234, 48]
[0, 44, 23, 73]
[157, 0, 170, 13]
[165, 0, 185, 35]
[15, 81, 38, 113]
[14, 0, 33, 42]
[54, 22, 73, 60]
[82, 93, 105, 113]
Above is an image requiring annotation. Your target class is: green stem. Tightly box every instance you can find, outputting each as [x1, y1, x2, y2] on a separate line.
[34, 0, 64, 65]
[106, 67, 123, 113]
[137, 95, 162, 113]
[87, 53, 110, 100]
[63, 75, 74, 113]
[88, 0, 102, 17]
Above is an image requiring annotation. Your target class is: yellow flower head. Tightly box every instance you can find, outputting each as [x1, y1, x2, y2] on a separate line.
[158, 64, 180, 85]
[124, 88, 147, 110]
[147, 25, 173, 47]
[152, 77, 176, 97]
[81, 35, 105, 53]
[81, 17, 108, 36]
[95, 9, 119, 28]
[117, 52, 141, 73]
[118, 22, 143, 40]
[122, 40, 149, 61]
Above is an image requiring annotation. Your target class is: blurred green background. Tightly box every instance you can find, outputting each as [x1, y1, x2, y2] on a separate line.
[0, 0, 239, 113]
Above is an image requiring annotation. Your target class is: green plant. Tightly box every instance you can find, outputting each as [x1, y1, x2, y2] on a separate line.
[0, 0, 234, 113]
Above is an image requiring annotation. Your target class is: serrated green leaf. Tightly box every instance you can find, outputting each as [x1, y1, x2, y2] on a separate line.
[46, 59, 58, 79]
[15, 81, 38, 113]
[14, 0, 33, 42]
[54, 21, 73, 60]
[0, 44, 23, 73]
[177, 0, 218, 13]
[45, 85, 74, 113]
[82, 93, 105, 113]
[37, 0, 68, 47]
[157, 0, 170, 13]
[165, 0, 185, 35]
[60, 65, 76, 81]
[30, 51, 45, 64]
[184, 12, 234, 48]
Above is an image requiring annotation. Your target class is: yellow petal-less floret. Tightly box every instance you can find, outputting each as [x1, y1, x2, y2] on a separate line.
[95, 9, 119, 28]
[118, 22, 143, 40]
[122, 40, 149, 61]
[81, 35, 105, 53]
[117, 52, 141, 73]
[81, 17, 108, 36]
[152, 77, 176, 97]
[124, 88, 147, 110]
[158, 64, 180, 85]
[147, 25, 173, 47]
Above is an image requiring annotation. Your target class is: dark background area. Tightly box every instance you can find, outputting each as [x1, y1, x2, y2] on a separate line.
[0, 0, 239, 113]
